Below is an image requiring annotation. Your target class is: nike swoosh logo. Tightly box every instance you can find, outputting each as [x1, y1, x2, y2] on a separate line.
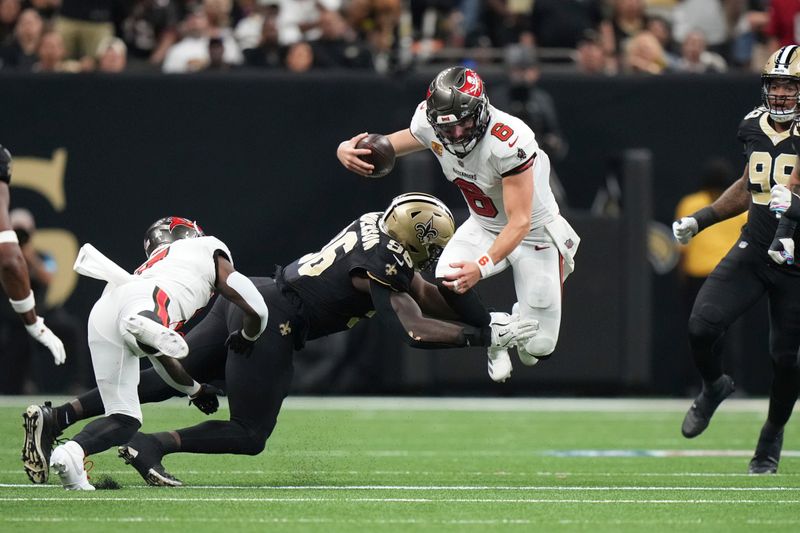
[394, 255, 405, 266]
[534, 245, 550, 251]
[508, 137, 518, 148]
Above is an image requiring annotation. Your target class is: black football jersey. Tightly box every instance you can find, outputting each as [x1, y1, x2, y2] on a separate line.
[738, 107, 800, 252]
[282, 212, 416, 339]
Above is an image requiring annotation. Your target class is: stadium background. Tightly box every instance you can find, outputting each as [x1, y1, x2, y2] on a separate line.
[0, 71, 773, 397]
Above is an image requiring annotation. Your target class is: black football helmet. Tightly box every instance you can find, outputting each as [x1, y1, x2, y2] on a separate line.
[425, 66, 491, 158]
[143, 216, 204, 257]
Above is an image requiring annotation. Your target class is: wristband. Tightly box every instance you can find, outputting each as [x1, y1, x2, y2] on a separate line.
[186, 381, 202, 397]
[691, 206, 720, 232]
[10, 291, 35, 313]
[475, 253, 495, 278]
[0, 230, 19, 244]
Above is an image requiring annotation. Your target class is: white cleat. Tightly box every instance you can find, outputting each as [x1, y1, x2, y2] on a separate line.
[50, 441, 95, 491]
[121, 314, 188, 359]
[488, 347, 513, 383]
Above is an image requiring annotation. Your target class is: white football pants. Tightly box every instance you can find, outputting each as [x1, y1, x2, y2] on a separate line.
[87, 280, 164, 422]
[435, 216, 570, 358]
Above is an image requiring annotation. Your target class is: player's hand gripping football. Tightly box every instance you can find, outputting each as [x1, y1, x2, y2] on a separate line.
[770, 184, 793, 216]
[337, 132, 374, 177]
[25, 317, 66, 365]
[768, 235, 795, 265]
[189, 383, 224, 415]
[672, 217, 699, 244]
[225, 329, 256, 356]
[489, 312, 539, 349]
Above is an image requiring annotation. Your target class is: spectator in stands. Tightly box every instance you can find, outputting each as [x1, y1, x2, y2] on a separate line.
[0, 0, 21, 44]
[527, 0, 604, 50]
[765, 0, 800, 51]
[234, 0, 279, 50]
[33, 29, 81, 72]
[621, 30, 668, 75]
[671, 0, 730, 58]
[202, 35, 234, 70]
[96, 35, 127, 73]
[674, 30, 727, 73]
[600, 0, 649, 64]
[575, 29, 615, 75]
[647, 15, 679, 69]
[242, 6, 285, 69]
[162, 7, 241, 73]
[284, 40, 313, 72]
[312, 9, 372, 70]
[120, 0, 181, 69]
[728, 0, 769, 71]
[54, 0, 115, 61]
[276, 0, 339, 44]
[345, 0, 400, 72]
[23, 0, 59, 21]
[0, 7, 41, 70]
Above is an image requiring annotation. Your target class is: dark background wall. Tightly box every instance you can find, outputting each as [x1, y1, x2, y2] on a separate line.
[0, 72, 771, 395]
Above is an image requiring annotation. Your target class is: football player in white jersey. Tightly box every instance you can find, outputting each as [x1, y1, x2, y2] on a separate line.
[24, 216, 268, 490]
[337, 66, 580, 382]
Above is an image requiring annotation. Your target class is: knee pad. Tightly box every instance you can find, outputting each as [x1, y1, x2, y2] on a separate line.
[234, 420, 268, 456]
[526, 275, 555, 309]
[108, 413, 142, 432]
[523, 335, 556, 359]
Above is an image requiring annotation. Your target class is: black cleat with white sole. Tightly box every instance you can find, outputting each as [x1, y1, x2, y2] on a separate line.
[748, 428, 783, 475]
[21, 401, 62, 484]
[118, 433, 182, 487]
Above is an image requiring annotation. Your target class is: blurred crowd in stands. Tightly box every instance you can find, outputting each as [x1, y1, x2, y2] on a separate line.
[0, 0, 792, 76]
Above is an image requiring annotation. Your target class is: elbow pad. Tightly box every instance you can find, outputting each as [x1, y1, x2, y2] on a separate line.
[226, 271, 268, 338]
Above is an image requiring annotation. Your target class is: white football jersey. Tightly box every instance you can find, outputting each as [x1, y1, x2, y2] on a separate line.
[134, 236, 232, 323]
[410, 101, 559, 237]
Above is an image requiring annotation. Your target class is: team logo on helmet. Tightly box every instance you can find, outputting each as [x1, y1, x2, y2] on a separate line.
[456, 69, 483, 97]
[415, 217, 439, 244]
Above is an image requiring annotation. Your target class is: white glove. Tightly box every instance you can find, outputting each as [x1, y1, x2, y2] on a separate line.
[770, 184, 792, 215]
[25, 317, 66, 365]
[768, 237, 795, 265]
[489, 312, 539, 349]
[672, 217, 699, 244]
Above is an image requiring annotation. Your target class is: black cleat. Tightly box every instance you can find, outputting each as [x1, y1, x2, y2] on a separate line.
[748, 428, 783, 475]
[21, 401, 63, 484]
[118, 433, 182, 487]
[681, 374, 735, 438]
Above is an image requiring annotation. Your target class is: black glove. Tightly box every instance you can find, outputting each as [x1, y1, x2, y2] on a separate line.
[0, 145, 11, 183]
[225, 329, 256, 356]
[188, 383, 224, 415]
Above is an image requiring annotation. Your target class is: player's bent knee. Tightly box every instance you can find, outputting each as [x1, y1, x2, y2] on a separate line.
[525, 275, 554, 309]
[523, 335, 556, 358]
[688, 307, 724, 344]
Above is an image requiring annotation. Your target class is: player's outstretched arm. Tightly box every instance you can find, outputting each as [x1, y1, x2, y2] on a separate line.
[214, 257, 268, 356]
[673, 166, 750, 244]
[337, 129, 424, 177]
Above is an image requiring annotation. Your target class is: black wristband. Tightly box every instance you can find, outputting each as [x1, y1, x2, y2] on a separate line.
[691, 206, 720, 232]
[461, 325, 492, 347]
[784, 192, 800, 222]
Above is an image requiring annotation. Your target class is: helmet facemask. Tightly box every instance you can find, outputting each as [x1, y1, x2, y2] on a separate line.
[426, 66, 491, 158]
[761, 45, 800, 123]
[380, 193, 455, 271]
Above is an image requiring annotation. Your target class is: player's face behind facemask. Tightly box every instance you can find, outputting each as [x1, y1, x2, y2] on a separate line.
[143, 216, 205, 257]
[761, 45, 800, 123]
[380, 193, 455, 271]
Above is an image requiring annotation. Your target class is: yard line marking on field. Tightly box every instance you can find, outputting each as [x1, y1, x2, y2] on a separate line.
[1, 496, 800, 504]
[3, 484, 800, 492]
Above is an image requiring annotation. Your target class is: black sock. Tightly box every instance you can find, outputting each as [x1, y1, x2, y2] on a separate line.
[53, 403, 77, 432]
[176, 420, 265, 456]
[72, 414, 141, 456]
[767, 363, 799, 429]
[152, 432, 180, 455]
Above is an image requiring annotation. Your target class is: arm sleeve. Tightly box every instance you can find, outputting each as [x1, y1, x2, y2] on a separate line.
[369, 279, 489, 348]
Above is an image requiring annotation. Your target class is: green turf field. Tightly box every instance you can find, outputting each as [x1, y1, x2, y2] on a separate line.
[1, 396, 799, 532]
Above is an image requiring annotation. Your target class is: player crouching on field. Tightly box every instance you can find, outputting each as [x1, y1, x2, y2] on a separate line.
[22, 217, 268, 490]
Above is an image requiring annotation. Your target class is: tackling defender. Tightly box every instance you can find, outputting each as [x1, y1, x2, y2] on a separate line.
[24, 193, 538, 486]
[22, 216, 268, 489]
[0, 145, 65, 373]
[337, 66, 579, 383]
[672, 45, 800, 473]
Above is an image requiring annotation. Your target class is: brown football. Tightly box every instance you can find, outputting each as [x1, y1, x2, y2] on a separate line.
[356, 133, 396, 178]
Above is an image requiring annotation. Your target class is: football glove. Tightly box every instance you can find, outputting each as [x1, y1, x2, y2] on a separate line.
[672, 217, 699, 244]
[25, 317, 66, 365]
[489, 312, 539, 349]
[768, 237, 795, 265]
[189, 383, 224, 415]
[770, 184, 792, 215]
[225, 329, 255, 356]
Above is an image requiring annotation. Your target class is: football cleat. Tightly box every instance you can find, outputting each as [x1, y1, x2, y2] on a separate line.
[118, 434, 182, 487]
[748, 427, 784, 474]
[681, 374, 735, 438]
[21, 401, 63, 484]
[50, 441, 95, 490]
[487, 347, 512, 382]
[121, 314, 188, 359]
